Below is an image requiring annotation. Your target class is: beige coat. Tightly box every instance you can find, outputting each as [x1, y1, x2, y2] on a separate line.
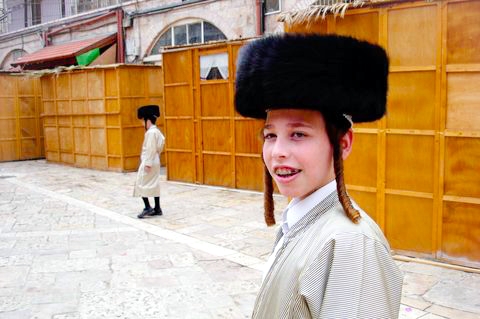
[253, 192, 403, 319]
[133, 125, 165, 197]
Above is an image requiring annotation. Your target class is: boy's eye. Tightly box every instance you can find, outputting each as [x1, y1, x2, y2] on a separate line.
[292, 132, 306, 139]
[263, 133, 276, 140]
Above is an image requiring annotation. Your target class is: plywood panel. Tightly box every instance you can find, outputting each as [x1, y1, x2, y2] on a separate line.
[0, 120, 16, 139]
[386, 135, 434, 193]
[388, 72, 436, 130]
[444, 137, 480, 198]
[146, 67, 164, 96]
[165, 119, 193, 150]
[19, 119, 36, 139]
[0, 74, 15, 93]
[349, 190, 377, 222]
[59, 127, 72, 152]
[202, 120, 231, 152]
[0, 142, 16, 161]
[71, 72, 87, 99]
[335, 12, 379, 43]
[446, 73, 480, 131]
[446, 1, 480, 64]
[87, 70, 104, 99]
[235, 156, 263, 191]
[167, 152, 195, 182]
[56, 74, 70, 99]
[90, 129, 106, 155]
[164, 86, 192, 116]
[385, 195, 433, 255]
[163, 50, 192, 84]
[345, 133, 377, 187]
[203, 154, 232, 187]
[105, 68, 118, 97]
[200, 83, 229, 116]
[74, 128, 89, 154]
[442, 201, 480, 267]
[21, 139, 38, 159]
[122, 127, 144, 156]
[235, 120, 263, 154]
[107, 129, 121, 156]
[119, 67, 145, 97]
[19, 97, 36, 116]
[388, 5, 437, 66]
[285, 20, 328, 34]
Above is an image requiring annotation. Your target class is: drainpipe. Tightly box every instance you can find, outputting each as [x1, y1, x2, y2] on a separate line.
[116, 8, 125, 63]
[255, 0, 264, 35]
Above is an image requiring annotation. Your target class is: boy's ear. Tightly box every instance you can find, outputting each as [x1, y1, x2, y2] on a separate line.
[340, 129, 353, 160]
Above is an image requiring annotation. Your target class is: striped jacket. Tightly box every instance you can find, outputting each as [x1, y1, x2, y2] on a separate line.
[253, 191, 403, 318]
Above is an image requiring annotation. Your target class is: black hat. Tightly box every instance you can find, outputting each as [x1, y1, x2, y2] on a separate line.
[234, 33, 389, 124]
[137, 105, 160, 120]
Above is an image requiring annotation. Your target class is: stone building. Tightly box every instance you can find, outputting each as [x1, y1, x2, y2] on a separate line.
[0, 0, 297, 69]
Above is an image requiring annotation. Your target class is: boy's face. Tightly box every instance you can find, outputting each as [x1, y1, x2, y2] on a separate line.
[263, 109, 335, 200]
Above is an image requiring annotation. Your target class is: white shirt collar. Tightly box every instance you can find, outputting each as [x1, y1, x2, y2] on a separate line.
[282, 179, 337, 234]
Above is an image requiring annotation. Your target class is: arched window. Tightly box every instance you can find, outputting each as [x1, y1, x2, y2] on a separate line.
[1, 49, 27, 70]
[150, 21, 226, 55]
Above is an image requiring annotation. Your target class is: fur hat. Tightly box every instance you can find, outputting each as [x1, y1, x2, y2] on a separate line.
[234, 33, 389, 124]
[137, 105, 160, 120]
[234, 34, 389, 226]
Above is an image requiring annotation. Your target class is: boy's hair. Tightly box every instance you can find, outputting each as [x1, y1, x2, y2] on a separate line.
[235, 34, 389, 226]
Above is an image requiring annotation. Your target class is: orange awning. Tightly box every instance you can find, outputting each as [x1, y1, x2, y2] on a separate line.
[12, 33, 117, 69]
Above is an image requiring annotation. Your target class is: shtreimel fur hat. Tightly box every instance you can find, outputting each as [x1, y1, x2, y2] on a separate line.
[137, 105, 160, 120]
[234, 34, 389, 226]
[235, 33, 389, 124]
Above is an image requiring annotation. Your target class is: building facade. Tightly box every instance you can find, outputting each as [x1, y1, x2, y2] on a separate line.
[0, 0, 297, 69]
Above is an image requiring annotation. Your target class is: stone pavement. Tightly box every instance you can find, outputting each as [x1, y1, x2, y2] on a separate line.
[0, 160, 479, 319]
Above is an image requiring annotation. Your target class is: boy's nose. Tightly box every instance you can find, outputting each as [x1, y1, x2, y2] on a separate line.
[271, 138, 289, 159]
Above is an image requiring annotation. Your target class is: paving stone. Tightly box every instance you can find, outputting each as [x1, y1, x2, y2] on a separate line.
[0, 160, 479, 319]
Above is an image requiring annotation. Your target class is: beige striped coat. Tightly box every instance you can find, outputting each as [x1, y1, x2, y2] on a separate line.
[253, 192, 403, 319]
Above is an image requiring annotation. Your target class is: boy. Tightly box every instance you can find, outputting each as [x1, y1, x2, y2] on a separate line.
[134, 105, 165, 219]
[235, 34, 403, 318]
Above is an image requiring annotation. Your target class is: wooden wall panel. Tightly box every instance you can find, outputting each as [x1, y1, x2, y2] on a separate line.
[41, 65, 163, 171]
[446, 73, 480, 131]
[386, 135, 434, 193]
[442, 201, 480, 268]
[235, 120, 263, 154]
[0, 75, 43, 162]
[388, 5, 437, 67]
[345, 133, 377, 187]
[446, 0, 480, 64]
[203, 154, 233, 187]
[200, 83, 229, 116]
[386, 195, 433, 255]
[335, 12, 379, 43]
[444, 137, 480, 198]
[235, 156, 263, 191]
[388, 72, 436, 130]
[202, 120, 231, 152]
[350, 190, 377, 222]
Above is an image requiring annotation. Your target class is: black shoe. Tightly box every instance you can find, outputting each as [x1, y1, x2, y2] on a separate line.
[150, 208, 163, 216]
[137, 207, 154, 219]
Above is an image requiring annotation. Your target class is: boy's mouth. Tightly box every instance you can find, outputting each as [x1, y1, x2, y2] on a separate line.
[274, 167, 301, 177]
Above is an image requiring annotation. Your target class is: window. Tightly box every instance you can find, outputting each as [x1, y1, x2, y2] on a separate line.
[200, 53, 228, 80]
[150, 20, 227, 55]
[265, 0, 281, 14]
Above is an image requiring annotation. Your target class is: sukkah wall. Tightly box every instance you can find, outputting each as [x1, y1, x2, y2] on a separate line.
[284, 0, 480, 269]
[41, 64, 164, 172]
[0, 73, 44, 162]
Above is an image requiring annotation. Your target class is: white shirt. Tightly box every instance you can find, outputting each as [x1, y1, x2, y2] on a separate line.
[263, 179, 337, 279]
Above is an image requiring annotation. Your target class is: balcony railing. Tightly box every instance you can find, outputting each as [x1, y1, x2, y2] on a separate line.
[1, 0, 124, 34]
